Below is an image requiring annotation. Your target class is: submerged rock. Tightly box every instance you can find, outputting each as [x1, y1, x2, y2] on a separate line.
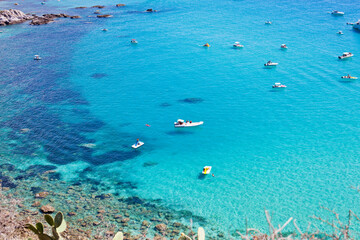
[116, 4, 126, 7]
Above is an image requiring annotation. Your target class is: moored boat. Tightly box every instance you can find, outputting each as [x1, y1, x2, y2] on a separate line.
[202, 166, 212, 175]
[338, 52, 353, 59]
[265, 21, 272, 24]
[341, 75, 358, 80]
[331, 10, 344, 16]
[233, 42, 244, 48]
[34, 55, 41, 60]
[272, 82, 286, 88]
[174, 119, 204, 128]
[264, 61, 278, 66]
[281, 44, 287, 49]
[131, 39, 138, 44]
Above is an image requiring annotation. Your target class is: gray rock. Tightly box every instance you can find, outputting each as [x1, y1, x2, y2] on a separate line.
[0, 9, 32, 26]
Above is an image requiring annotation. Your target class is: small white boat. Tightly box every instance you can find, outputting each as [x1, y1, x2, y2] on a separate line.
[265, 21, 272, 25]
[102, 28, 108, 31]
[233, 42, 244, 48]
[272, 82, 286, 88]
[331, 10, 344, 16]
[341, 75, 358, 80]
[174, 119, 204, 128]
[202, 166, 212, 175]
[338, 52, 353, 59]
[132, 140, 144, 149]
[34, 55, 41, 60]
[281, 44, 287, 49]
[337, 31, 343, 35]
[131, 39, 138, 44]
[264, 61, 278, 66]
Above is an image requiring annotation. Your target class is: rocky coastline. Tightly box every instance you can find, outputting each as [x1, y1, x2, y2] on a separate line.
[0, 163, 225, 239]
[0, 9, 81, 26]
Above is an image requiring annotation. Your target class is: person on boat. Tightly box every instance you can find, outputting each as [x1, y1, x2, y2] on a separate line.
[190, 121, 192, 123]
[203, 43, 210, 47]
[212, 173, 215, 177]
[348, 74, 350, 78]
[136, 139, 139, 145]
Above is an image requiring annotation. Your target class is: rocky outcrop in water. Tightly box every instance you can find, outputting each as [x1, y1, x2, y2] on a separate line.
[97, 14, 113, 18]
[0, 9, 81, 26]
[0, 9, 32, 26]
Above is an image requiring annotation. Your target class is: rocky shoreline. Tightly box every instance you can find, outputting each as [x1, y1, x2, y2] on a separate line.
[0, 9, 81, 26]
[0, 163, 226, 239]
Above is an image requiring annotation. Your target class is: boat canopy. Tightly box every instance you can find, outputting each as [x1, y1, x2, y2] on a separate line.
[177, 119, 184, 123]
[275, 83, 281, 85]
[343, 52, 350, 54]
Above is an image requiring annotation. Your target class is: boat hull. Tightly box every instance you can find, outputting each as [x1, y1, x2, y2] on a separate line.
[174, 121, 204, 128]
[132, 141, 144, 149]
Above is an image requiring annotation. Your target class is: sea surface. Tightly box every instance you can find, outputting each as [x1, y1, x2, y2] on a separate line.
[1, 0, 360, 235]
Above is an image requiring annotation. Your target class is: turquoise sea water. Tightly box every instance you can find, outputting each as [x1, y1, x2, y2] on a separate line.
[1, 0, 360, 234]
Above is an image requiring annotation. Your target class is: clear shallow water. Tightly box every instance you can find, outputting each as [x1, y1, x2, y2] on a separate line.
[1, 0, 360, 234]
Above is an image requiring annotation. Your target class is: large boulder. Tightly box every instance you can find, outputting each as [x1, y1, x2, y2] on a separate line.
[40, 205, 55, 213]
[0, 9, 32, 26]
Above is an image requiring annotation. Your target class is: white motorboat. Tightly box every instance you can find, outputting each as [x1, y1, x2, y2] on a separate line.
[337, 31, 343, 35]
[265, 21, 272, 25]
[272, 82, 286, 88]
[331, 10, 344, 16]
[174, 119, 204, 128]
[131, 39, 138, 44]
[264, 61, 278, 66]
[338, 52, 353, 59]
[281, 44, 287, 49]
[132, 140, 144, 149]
[233, 42, 244, 48]
[202, 166, 212, 175]
[34, 55, 41, 60]
[341, 75, 358, 80]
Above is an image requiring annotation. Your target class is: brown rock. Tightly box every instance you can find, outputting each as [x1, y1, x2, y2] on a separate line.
[155, 223, 167, 232]
[97, 209, 105, 214]
[173, 222, 181, 227]
[97, 14, 113, 18]
[93, 221, 100, 226]
[75, 6, 87, 9]
[114, 214, 122, 219]
[68, 212, 77, 216]
[92, 5, 105, 9]
[121, 218, 130, 223]
[40, 205, 55, 213]
[105, 231, 114, 236]
[70, 15, 81, 19]
[116, 4, 125, 7]
[31, 201, 41, 207]
[35, 192, 49, 198]
[142, 220, 150, 227]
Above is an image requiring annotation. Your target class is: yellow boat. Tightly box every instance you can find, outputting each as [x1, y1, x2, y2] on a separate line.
[202, 166, 212, 174]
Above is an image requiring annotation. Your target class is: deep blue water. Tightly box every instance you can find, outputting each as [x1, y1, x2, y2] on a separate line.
[1, 0, 360, 234]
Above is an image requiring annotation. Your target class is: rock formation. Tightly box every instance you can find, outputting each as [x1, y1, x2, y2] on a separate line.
[0, 9, 32, 26]
[0, 9, 81, 26]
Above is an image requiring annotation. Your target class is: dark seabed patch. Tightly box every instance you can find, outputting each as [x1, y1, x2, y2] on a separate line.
[166, 130, 194, 135]
[91, 73, 108, 79]
[160, 102, 172, 107]
[0, 172, 17, 188]
[178, 97, 204, 104]
[143, 161, 158, 167]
